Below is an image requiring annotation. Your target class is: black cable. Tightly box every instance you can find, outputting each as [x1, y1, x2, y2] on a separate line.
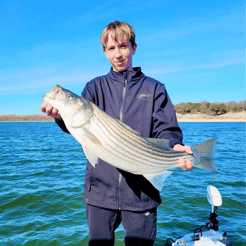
[165, 237, 181, 246]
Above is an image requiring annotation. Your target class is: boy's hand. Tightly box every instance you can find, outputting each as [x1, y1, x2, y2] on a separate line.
[173, 144, 193, 171]
[41, 101, 61, 118]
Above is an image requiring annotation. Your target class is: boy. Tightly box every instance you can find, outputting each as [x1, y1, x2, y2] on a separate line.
[41, 21, 193, 245]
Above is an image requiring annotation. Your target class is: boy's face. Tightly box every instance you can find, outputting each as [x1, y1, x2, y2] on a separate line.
[103, 32, 137, 72]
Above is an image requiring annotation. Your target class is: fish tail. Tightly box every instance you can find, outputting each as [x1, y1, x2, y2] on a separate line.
[192, 138, 219, 173]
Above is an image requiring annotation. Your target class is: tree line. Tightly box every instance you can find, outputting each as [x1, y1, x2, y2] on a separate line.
[174, 101, 246, 115]
[0, 101, 245, 121]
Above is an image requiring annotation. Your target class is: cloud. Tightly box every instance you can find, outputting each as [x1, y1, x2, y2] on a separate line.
[0, 48, 243, 95]
[0, 66, 106, 95]
[65, 0, 168, 25]
[140, 5, 243, 42]
[144, 49, 245, 75]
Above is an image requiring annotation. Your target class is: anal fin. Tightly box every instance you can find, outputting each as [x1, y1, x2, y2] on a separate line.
[143, 171, 173, 191]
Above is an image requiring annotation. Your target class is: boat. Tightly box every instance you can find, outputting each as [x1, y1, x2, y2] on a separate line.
[165, 186, 232, 246]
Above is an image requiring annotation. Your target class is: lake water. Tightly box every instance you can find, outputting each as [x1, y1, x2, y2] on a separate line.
[0, 122, 245, 245]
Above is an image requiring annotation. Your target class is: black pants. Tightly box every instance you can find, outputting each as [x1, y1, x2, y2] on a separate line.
[86, 204, 157, 246]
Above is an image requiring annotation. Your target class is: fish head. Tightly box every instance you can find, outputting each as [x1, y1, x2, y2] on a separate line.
[43, 85, 93, 128]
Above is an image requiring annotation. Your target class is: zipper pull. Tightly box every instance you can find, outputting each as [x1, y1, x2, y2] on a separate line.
[123, 71, 127, 86]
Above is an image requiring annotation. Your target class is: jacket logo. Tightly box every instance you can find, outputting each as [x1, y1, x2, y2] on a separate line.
[137, 92, 151, 100]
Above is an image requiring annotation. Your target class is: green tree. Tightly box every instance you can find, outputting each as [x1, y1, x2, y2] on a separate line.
[208, 103, 227, 115]
[199, 101, 210, 114]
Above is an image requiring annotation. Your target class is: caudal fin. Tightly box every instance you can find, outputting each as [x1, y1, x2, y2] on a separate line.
[192, 138, 219, 173]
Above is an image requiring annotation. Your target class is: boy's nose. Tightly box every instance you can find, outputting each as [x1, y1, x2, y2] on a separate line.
[115, 47, 122, 57]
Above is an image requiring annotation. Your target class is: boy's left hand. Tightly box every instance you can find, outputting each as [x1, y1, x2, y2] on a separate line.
[172, 144, 193, 171]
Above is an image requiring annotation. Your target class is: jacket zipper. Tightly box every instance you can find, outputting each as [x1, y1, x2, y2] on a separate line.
[119, 78, 127, 122]
[118, 77, 127, 210]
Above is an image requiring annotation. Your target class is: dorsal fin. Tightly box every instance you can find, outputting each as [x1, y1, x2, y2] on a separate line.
[116, 119, 141, 136]
[146, 138, 170, 149]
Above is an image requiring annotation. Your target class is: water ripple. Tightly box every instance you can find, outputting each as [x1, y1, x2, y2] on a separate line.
[0, 122, 245, 245]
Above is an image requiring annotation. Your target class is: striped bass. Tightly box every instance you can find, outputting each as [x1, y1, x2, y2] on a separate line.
[43, 85, 218, 191]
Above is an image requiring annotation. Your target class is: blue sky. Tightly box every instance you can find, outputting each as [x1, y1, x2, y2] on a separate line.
[0, 0, 244, 115]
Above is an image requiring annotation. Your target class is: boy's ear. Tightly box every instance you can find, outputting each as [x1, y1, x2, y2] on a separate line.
[103, 48, 109, 59]
[132, 44, 137, 55]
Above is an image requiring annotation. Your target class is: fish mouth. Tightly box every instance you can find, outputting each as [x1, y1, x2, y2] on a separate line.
[44, 85, 61, 100]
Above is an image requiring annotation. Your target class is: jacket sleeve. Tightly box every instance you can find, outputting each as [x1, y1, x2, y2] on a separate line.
[152, 83, 183, 148]
[81, 81, 96, 103]
[55, 117, 70, 134]
[55, 81, 95, 134]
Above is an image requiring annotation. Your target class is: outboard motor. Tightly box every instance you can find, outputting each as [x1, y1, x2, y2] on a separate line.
[165, 186, 232, 246]
[206, 185, 222, 231]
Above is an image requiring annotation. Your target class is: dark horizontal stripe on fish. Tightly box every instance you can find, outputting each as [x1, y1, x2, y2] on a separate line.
[90, 124, 176, 173]
[94, 111, 186, 160]
[92, 113, 185, 168]
[94, 113, 187, 165]
[98, 110, 186, 158]
[89, 123, 158, 172]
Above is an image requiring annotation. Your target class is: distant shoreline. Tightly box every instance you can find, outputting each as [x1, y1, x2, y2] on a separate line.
[176, 112, 245, 122]
[0, 121, 55, 122]
[0, 114, 55, 122]
[0, 112, 245, 123]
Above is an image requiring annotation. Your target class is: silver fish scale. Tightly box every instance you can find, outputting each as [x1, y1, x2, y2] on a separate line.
[95, 105, 184, 158]
[89, 106, 193, 174]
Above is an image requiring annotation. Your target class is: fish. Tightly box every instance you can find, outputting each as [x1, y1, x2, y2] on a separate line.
[43, 85, 218, 191]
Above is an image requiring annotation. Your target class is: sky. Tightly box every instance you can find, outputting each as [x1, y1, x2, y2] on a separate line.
[0, 0, 244, 115]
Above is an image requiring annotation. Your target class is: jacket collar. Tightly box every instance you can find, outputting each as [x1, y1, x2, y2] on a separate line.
[108, 67, 144, 83]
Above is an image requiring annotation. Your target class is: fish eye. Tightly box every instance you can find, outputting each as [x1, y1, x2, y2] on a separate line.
[66, 94, 74, 100]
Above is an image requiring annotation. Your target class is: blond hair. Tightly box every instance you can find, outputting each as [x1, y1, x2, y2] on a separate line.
[100, 21, 136, 49]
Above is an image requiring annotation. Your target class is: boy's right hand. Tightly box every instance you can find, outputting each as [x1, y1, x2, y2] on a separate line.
[41, 101, 61, 118]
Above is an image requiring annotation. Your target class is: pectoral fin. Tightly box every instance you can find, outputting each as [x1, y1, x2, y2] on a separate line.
[82, 146, 99, 167]
[146, 138, 170, 149]
[82, 128, 102, 145]
[143, 171, 173, 191]
[80, 128, 102, 168]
